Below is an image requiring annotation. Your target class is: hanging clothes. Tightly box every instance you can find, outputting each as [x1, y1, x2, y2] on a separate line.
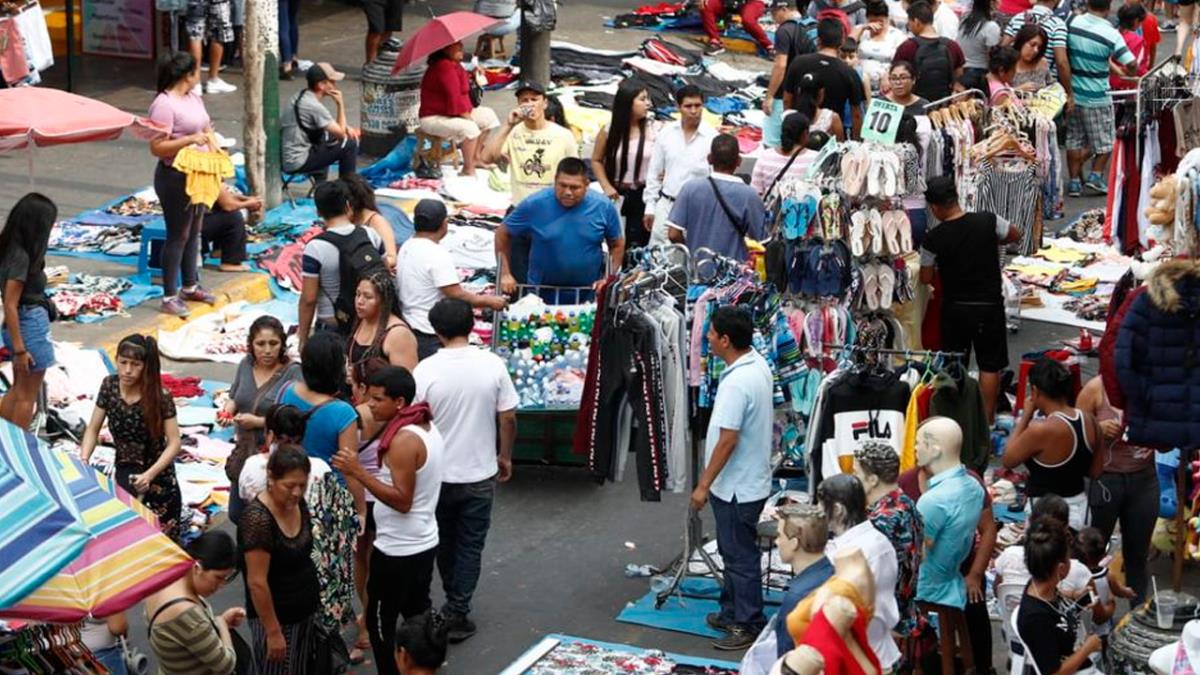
[807, 366, 910, 489]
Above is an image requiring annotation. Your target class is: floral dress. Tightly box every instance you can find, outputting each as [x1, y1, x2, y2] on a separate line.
[868, 488, 925, 639]
[96, 375, 183, 542]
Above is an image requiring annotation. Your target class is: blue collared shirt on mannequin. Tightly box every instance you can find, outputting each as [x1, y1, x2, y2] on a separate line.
[915, 464, 985, 608]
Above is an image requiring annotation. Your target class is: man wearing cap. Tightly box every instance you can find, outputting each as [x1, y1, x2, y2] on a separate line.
[395, 199, 508, 360]
[281, 63, 362, 178]
[480, 81, 579, 204]
[763, 0, 815, 147]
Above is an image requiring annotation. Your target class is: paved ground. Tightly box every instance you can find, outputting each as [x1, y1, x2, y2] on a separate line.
[2, 1, 1191, 672]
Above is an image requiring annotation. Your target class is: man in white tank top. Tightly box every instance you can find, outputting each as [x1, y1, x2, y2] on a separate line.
[332, 366, 444, 675]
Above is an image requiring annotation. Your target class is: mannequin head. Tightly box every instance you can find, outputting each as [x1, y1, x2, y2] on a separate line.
[817, 474, 868, 536]
[915, 416, 964, 476]
[852, 441, 900, 506]
[776, 503, 830, 572]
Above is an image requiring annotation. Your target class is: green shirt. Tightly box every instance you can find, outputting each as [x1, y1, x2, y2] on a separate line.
[1067, 13, 1135, 106]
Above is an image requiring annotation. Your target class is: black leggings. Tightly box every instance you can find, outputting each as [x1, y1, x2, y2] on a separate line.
[1090, 466, 1158, 603]
[202, 208, 247, 264]
[366, 546, 435, 675]
[154, 162, 204, 296]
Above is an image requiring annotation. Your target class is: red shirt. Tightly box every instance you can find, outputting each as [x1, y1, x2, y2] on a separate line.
[1142, 12, 1161, 51]
[418, 58, 473, 118]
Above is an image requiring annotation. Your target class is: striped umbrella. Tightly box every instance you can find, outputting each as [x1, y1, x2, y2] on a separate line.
[1, 451, 193, 622]
[0, 421, 90, 610]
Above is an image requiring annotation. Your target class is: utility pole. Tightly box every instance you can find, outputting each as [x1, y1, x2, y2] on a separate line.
[243, 0, 282, 208]
[517, 2, 552, 87]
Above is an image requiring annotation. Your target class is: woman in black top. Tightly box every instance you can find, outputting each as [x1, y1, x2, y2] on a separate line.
[0, 193, 57, 429]
[347, 272, 417, 392]
[80, 334, 184, 542]
[241, 444, 320, 674]
[1016, 516, 1103, 674]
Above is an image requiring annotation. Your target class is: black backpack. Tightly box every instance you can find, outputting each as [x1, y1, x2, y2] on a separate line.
[912, 36, 955, 101]
[316, 228, 388, 334]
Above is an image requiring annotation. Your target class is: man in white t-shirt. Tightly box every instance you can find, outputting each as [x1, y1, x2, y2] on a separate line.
[395, 199, 507, 360]
[413, 297, 518, 643]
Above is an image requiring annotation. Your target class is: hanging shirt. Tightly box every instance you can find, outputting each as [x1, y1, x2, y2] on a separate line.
[915, 464, 984, 609]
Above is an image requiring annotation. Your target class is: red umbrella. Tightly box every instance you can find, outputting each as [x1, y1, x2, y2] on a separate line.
[391, 11, 503, 74]
[0, 87, 165, 151]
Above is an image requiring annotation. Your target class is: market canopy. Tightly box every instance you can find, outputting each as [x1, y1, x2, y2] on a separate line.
[391, 11, 502, 73]
[0, 87, 166, 152]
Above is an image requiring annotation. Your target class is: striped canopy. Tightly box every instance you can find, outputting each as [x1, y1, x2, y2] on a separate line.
[0, 422, 90, 610]
[1, 451, 193, 622]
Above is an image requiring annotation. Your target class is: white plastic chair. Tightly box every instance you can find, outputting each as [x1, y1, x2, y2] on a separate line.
[997, 581, 1028, 674]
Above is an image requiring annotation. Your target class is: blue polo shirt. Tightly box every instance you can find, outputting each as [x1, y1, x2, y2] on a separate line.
[775, 556, 835, 656]
[502, 188, 623, 287]
[915, 464, 984, 609]
[706, 350, 774, 502]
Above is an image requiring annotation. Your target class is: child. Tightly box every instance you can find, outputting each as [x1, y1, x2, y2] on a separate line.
[1113, 4, 1150, 90]
[986, 45, 1021, 107]
[1076, 526, 1137, 632]
[1125, 0, 1160, 64]
[839, 37, 873, 114]
[237, 404, 330, 503]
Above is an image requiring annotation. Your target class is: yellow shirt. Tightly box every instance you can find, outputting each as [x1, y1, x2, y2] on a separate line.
[172, 146, 234, 208]
[501, 122, 579, 204]
[787, 576, 872, 645]
[901, 382, 924, 471]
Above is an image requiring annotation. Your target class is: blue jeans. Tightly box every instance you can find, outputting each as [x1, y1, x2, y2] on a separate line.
[2, 304, 55, 372]
[711, 494, 766, 630]
[93, 645, 128, 675]
[435, 478, 496, 617]
[906, 206, 929, 250]
[278, 0, 301, 63]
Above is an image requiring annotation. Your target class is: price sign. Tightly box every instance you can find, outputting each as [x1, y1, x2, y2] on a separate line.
[860, 98, 904, 145]
[805, 136, 839, 180]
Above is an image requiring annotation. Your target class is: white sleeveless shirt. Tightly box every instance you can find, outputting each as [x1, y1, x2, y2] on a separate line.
[373, 423, 444, 557]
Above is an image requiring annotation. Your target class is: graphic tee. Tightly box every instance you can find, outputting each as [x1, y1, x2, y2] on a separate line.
[500, 122, 579, 204]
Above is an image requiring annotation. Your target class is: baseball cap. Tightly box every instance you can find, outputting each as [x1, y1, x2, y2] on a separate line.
[514, 80, 547, 97]
[769, 0, 791, 9]
[306, 62, 346, 87]
[413, 199, 448, 231]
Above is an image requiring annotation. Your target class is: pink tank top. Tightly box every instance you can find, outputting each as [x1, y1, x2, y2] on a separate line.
[1096, 387, 1154, 474]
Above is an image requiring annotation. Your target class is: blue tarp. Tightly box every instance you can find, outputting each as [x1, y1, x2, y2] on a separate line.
[616, 576, 782, 638]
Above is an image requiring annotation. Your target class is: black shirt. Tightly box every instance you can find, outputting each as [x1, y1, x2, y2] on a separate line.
[239, 498, 320, 625]
[919, 212, 1010, 305]
[782, 52, 866, 115]
[770, 19, 816, 98]
[1016, 590, 1083, 675]
[0, 246, 46, 305]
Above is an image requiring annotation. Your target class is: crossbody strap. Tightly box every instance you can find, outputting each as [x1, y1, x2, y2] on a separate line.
[148, 597, 208, 637]
[708, 177, 749, 238]
[764, 150, 802, 201]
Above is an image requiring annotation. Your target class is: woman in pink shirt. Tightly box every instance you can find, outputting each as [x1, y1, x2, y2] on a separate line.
[148, 52, 219, 317]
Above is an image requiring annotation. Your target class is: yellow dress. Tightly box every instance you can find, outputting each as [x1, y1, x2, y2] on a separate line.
[787, 576, 873, 646]
[172, 145, 235, 208]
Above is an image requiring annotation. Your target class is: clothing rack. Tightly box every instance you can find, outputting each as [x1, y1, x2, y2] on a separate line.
[924, 88, 987, 112]
[1136, 55, 1192, 158]
[818, 343, 966, 359]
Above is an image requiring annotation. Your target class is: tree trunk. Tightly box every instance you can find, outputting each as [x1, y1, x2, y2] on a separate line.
[517, 9, 551, 88]
[243, 0, 282, 208]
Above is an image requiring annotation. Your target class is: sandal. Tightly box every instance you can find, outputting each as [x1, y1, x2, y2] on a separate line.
[863, 262, 880, 311]
[849, 211, 867, 257]
[868, 209, 884, 256]
[349, 637, 371, 665]
[897, 211, 913, 254]
[878, 262, 895, 310]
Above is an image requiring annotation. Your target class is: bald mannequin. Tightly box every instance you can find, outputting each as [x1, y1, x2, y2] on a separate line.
[916, 416, 964, 479]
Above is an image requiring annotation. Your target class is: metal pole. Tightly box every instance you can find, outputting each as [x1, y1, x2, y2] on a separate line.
[65, 0, 73, 91]
[516, 1, 550, 87]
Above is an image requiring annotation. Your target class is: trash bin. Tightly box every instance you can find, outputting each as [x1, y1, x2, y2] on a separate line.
[360, 38, 426, 157]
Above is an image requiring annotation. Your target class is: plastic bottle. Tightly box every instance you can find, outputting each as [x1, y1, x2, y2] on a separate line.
[624, 564, 655, 577]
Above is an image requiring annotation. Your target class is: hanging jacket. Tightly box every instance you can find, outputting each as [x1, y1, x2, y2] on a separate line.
[928, 372, 991, 474]
[1114, 258, 1200, 450]
[810, 368, 910, 489]
[1099, 274, 1144, 409]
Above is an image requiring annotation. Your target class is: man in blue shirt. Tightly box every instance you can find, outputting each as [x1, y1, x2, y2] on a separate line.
[690, 306, 774, 651]
[496, 157, 625, 295]
[667, 133, 766, 262]
[914, 416, 984, 610]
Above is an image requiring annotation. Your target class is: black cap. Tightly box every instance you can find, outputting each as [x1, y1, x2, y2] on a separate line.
[412, 199, 448, 232]
[769, 0, 791, 9]
[514, 80, 546, 97]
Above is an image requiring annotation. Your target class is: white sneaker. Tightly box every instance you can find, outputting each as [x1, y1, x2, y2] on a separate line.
[294, 58, 314, 71]
[191, 82, 203, 97]
[205, 78, 238, 94]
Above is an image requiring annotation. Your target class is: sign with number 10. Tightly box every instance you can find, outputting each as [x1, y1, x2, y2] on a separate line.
[861, 98, 904, 144]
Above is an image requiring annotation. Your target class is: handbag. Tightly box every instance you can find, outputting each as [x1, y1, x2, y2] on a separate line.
[308, 621, 351, 674]
[224, 368, 290, 483]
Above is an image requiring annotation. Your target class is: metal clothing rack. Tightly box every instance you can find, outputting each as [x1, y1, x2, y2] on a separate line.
[818, 343, 966, 360]
[1134, 55, 1193, 158]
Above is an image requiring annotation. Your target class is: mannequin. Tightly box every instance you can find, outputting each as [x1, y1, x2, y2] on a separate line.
[853, 442, 901, 507]
[772, 646, 825, 675]
[816, 475, 900, 671]
[1149, 619, 1200, 675]
[788, 549, 881, 675]
[913, 417, 984, 609]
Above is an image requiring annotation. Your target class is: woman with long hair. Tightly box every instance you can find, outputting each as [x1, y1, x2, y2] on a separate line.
[958, 0, 1001, 93]
[80, 334, 184, 542]
[750, 112, 814, 198]
[145, 531, 244, 675]
[348, 272, 418, 386]
[343, 174, 399, 269]
[0, 193, 57, 429]
[220, 316, 302, 524]
[1012, 24, 1051, 91]
[416, 42, 501, 177]
[885, 61, 929, 117]
[240, 444, 321, 674]
[148, 52, 219, 317]
[590, 80, 656, 249]
[792, 73, 844, 140]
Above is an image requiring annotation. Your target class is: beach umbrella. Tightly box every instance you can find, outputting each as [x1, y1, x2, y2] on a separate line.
[391, 11, 502, 73]
[1, 451, 193, 622]
[0, 421, 90, 611]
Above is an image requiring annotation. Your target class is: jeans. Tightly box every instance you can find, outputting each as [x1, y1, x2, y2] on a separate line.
[93, 645, 128, 675]
[154, 162, 202, 296]
[278, 0, 301, 64]
[2, 305, 55, 371]
[367, 546, 436, 675]
[1089, 466, 1158, 603]
[711, 494, 767, 630]
[413, 330, 441, 361]
[906, 207, 929, 250]
[295, 137, 359, 176]
[435, 478, 496, 617]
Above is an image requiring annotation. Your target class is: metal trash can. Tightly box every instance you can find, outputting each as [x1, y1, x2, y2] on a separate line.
[359, 38, 425, 157]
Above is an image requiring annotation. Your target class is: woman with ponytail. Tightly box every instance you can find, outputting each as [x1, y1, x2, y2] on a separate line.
[80, 334, 184, 542]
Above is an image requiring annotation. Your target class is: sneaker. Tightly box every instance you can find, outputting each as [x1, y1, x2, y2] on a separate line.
[1162, 21, 1177, 31]
[441, 612, 477, 643]
[295, 58, 314, 70]
[706, 612, 733, 632]
[1085, 172, 1108, 195]
[1067, 179, 1082, 197]
[205, 77, 238, 94]
[191, 82, 203, 97]
[704, 41, 726, 56]
[161, 297, 190, 317]
[711, 626, 756, 651]
[179, 286, 217, 304]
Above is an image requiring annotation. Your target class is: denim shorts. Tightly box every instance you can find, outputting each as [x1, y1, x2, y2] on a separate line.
[2, 305, 55, 372]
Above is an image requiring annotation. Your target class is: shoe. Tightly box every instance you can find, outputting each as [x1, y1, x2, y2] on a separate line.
[1162, 21, 1177, 31]
[180, 285, 217, 304]
[205, 78, 238, 94]
[161, 297, 190, 317]
[1067, 179, 1082, 197]
[191, 82, 203, 97]
[1085, 172, 1108, 195]
[706, 612, 733, 632]
[704, 41, 726, 56]
[711, 626, 756, 651]
[441, 612, 477, 643]
[279, 67, 294, 81]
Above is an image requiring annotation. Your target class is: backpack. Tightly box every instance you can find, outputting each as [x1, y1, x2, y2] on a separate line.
[777, 18, 817, 64]
[316, 227, 388, 334]
[912, 36, 955, 101]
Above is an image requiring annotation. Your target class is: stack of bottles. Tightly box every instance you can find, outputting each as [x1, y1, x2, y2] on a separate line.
[494, 302, 596, 409]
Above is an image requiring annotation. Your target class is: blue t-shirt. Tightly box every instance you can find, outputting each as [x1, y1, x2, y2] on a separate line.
[775, 556, 835, 656]
[915, 464, 985, 609]
[502, 188, 622, 287]
[667, 174, 766, 262]
[278, 384, 359, 466]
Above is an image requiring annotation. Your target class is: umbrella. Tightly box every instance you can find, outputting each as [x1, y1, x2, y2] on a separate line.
[0, 421, 90, 611]
[1, 451, 193, 622]
[391, 11, 503, 73]
[0, 88, 166, 152]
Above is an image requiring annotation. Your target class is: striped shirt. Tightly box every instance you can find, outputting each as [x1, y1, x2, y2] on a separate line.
[750, 148, 817, 197]
[149, 600, 236, 675]
[1067, 12, 1135, 105]
[1004, 6, 1067, 75]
